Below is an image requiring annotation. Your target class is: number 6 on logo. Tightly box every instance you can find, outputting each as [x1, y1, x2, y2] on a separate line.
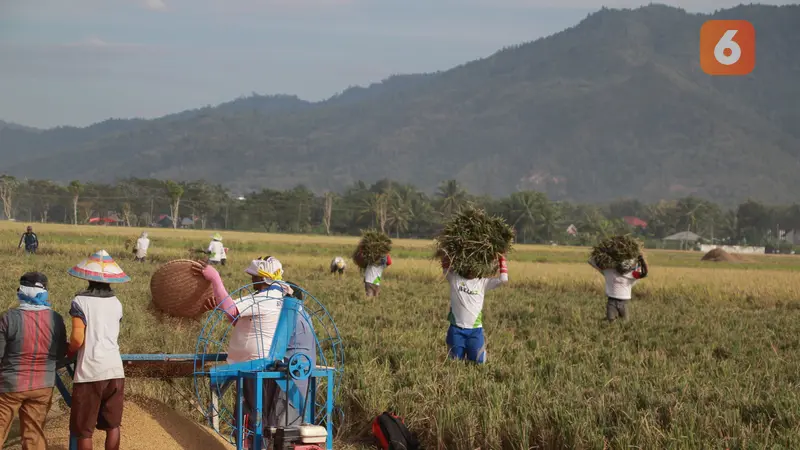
[700, 20, 755, 75]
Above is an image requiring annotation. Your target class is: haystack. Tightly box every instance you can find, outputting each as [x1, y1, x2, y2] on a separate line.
[434, 207, 515, 279]
[352, 229, 392, 269]
[701, 248, 740, 262]
[590, 235, 643, 274]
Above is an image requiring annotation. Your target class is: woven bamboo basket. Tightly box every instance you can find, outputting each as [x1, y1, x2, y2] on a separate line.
[150, 259, 212, 318]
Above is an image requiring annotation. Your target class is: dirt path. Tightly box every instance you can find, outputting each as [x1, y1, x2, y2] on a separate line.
[3, 398, 232, 450]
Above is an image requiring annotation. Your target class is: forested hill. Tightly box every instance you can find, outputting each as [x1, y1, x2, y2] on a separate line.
[1, 4, 799, 205]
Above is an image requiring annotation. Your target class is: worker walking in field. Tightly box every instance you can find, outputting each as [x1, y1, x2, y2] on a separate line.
[441, 254, 508, 364]
[134, 231, 150, 263]
[588, 254, 648, 322]
[330, 256, 346, 278]
[18, 226, 38, 255]
[66, 250, 129, 450]
[364, 254, 391, 297]
[0, 272, 67, 450]
[206, 233, 226, 266]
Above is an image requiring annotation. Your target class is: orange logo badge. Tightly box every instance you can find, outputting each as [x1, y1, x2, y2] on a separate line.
[700, 20, 755, 76]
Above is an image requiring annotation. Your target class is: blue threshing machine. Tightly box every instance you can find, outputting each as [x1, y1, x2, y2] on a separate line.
[55, 283, 344, 450]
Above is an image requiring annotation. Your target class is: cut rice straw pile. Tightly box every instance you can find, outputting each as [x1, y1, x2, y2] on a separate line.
[590, 235, 643, 274]
[352, 229, 392, 269]
[434, 207, 515, 279]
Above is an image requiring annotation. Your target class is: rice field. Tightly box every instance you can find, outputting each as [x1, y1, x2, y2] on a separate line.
[2, 222, 800, 449]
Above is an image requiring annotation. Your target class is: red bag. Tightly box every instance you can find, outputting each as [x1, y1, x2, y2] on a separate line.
[372, 412, 420, 450]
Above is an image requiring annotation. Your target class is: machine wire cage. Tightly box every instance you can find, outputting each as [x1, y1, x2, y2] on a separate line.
[193, 281, 344, 449]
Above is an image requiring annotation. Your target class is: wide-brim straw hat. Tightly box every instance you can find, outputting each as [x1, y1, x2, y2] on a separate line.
[211, 233, 223, 241]
[68, 250, 131, 283]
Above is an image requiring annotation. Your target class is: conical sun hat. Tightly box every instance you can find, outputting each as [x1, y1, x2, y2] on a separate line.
[68, 250, 131, 283]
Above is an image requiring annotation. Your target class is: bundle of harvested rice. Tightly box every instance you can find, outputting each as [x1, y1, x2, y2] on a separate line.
[352, 229, 392, 269]
[124, 236, 136, 253]
[434, 207, 515, 279]
[590, 235, 643, 274]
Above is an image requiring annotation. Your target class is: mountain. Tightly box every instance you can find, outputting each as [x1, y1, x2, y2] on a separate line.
[0, 120, 39, 132]
[2, 4, 799, 205]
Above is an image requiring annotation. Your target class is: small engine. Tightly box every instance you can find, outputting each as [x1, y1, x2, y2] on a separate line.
[270, 425, 328, 450]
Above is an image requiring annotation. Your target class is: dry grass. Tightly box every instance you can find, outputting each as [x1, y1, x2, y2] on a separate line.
[2, 221, 800, 449]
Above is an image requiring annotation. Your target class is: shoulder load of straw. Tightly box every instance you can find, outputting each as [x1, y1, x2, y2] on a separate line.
[590, 235, 643, 274]
[352, 229, 392, 269]
[435, 207, 515, 279]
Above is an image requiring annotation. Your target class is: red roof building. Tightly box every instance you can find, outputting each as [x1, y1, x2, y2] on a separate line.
[623, 216, 648, 228]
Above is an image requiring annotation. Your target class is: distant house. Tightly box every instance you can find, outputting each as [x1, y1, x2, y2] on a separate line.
[181, 217, 197, 228]
[156, 214, 174, 228]
[663, 231, 704, 250]
[88, 217, 120, 226]
[663, 231, 703, 242]
[566, 224, 578, 236]
[623, 216, 648, 228]
[781, 229, 800, 245]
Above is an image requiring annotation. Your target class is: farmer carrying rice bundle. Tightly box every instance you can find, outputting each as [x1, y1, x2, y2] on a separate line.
[588, 235, 649, 322]
[66, 250, 130, 450]
[435, 208, 514, 364]
[352, 230, 392, 297]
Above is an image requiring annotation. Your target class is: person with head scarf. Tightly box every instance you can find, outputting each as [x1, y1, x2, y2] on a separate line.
[18, 226, 38, 255]
[206, 233, 226, 266]
[330, 256, 346, 278]
[134, 232, 150, 263]
[66, 250, 129, 450]
[194, 256, 314, 447]
[0, 272, 67, 450]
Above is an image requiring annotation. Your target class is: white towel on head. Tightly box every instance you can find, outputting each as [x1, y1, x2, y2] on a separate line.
[18, 285, 50, 311]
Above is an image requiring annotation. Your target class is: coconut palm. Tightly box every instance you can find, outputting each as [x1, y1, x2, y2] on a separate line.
[360, 192, 389, 233]
[436, 179, 469, 218]
[387, 186, 415, 238]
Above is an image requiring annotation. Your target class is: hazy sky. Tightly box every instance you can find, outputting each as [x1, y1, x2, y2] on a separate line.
[0, 0, 792, 128]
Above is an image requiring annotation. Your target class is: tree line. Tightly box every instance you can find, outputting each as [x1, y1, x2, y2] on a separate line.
[0, 175, 797, 249]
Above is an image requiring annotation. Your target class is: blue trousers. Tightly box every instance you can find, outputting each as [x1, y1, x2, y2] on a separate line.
[446, 325, 486, 363]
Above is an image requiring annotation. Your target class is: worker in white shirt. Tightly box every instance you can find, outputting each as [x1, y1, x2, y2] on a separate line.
[134, 232, 150, 263]
[206, 233, 226, 266]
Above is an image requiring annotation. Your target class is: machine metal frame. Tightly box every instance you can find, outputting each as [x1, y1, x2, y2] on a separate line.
[54, 282, 342, 450]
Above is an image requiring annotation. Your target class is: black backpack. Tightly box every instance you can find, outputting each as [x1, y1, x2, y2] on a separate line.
[372, 411, 421, 450]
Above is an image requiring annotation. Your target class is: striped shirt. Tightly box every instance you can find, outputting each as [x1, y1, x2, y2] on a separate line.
[0, 309, 67, 393]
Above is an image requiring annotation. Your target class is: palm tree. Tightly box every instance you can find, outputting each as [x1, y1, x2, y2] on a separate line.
[387, 186, 415, 238]
[436, 180, 468, 218]
[506, 191, 559, 243]
[507, 192, 542, 243]
[360, 193, 389, 233]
